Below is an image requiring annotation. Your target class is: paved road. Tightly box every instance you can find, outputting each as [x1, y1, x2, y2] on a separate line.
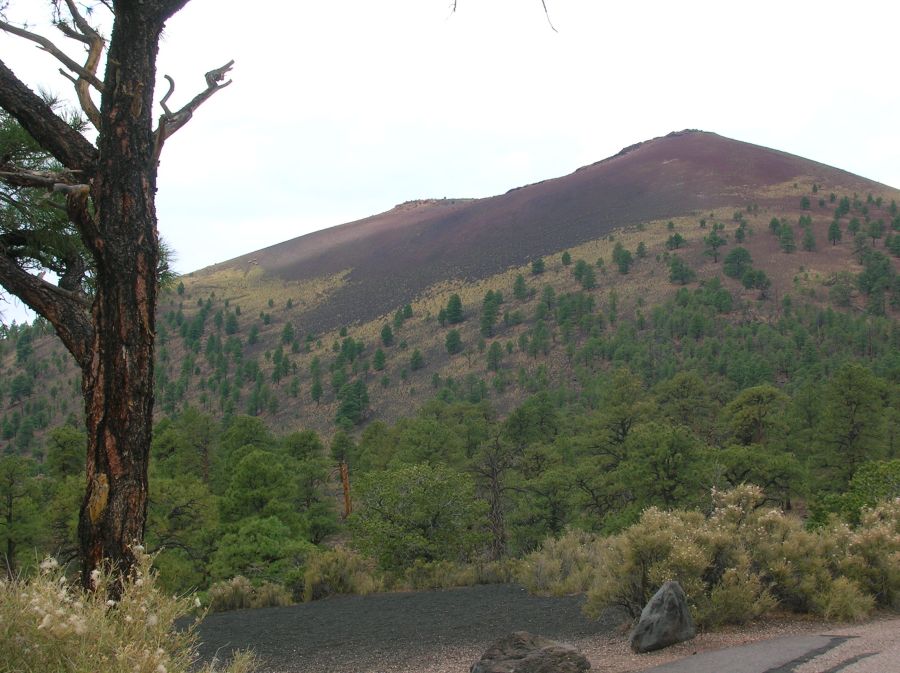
[642, 619, 900, 673]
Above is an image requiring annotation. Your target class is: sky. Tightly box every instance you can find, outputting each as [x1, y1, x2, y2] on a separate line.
[2, 0, 900, 322]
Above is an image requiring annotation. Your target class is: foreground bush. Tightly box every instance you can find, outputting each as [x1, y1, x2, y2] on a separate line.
[0, 550, 255, 673]
[520, 486, 899, 627]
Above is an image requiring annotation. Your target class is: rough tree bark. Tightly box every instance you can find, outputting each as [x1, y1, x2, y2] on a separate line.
[0, 0, 231, 591]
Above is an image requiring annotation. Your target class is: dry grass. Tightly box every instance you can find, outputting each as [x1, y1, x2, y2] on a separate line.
[176, 266, 352, 319]
[0, 550, 256, 673]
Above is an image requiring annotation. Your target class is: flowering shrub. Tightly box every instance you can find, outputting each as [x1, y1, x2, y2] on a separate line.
[0, 550, 255, 673]
[520, 486, 899, 628]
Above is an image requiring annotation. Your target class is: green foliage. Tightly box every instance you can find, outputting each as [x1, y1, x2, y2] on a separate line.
[513, 273, 529, 300]
[480, 290, 502, 337]
[668, 255, 695, 284]
[802, 226, 816, 252]
[816, 363, 886, 487]
[741, 268, 771, 298]
[445, 329, 463, 355]
[380, 323, 394, 347]
[210, 515, 314, 585]
[812, 460, 900, 524]
[829, 219, 842, 245]
[45, 424, 86, 478]
[445, 294, 464, 324]
[561, 251, 571, 266]
[350, 463, 487, 568]
[779, 224, 796, 253]
[486, 340, 504, 372]
[723, 246, 752, 279]
[409, 348, 424, 371]
[0, 455, 42, 576]
[665, 233, 685, 250]
[531, 257, 545, 275]
[612, 242, 633, 274]
[703, 223, 727, 262]
[335, 379, 369, 428]
[280, 321, 295, 344]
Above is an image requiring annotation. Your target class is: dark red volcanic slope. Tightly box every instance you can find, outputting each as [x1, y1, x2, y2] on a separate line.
[202, 130, 888, 332]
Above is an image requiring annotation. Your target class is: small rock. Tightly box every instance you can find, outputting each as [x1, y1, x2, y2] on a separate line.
[471, 631, 590, 673]
[630, 580, 697, 653]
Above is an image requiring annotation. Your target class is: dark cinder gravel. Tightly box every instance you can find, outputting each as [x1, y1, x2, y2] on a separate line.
[194, 584, 621, 673]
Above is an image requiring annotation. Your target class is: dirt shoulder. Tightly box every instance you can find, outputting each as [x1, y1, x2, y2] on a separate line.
[572, 612, 900, 673]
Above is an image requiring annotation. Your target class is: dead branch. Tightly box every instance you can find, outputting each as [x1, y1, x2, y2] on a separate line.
[450, 1, 557, 32]
[152, 59, 234, 163]
[0, 6, 105, 129]
[0, 167, 73, 190]
[56, 0, 105, 129]
[0, 19, 105, 92]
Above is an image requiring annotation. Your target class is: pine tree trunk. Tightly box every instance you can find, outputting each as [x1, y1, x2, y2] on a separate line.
[5, 488, 14, 579]
[340, 462, 352, 519]
[486, 460, 507, 561]
[76, 8, 164, 591]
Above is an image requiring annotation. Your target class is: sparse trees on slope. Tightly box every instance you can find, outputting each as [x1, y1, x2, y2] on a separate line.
[703, 223, 727, 262]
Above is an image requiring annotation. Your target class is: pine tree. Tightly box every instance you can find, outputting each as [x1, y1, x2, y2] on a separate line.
[373, 348, 386, 371]
[381, 324, 394, 347]
[828, 219, 842, 245]
[513, 274, 528, 300]
[446, 329, 463, 354]
[445, 294, 464, 324]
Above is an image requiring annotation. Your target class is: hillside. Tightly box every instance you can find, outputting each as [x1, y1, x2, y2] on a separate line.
[189, 130, 891, 334]
[1, 129, 899, 444]
[2, 130, 900, 615]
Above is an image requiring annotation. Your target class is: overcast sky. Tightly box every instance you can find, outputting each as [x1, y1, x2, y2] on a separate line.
[2, 0, 900, 321]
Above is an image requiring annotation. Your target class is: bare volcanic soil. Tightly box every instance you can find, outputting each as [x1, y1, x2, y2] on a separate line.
[194, 584, 622, 673]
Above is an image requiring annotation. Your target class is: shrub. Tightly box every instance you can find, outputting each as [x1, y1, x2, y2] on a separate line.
[518, 529, 605, 597]
[401, 560, 477, 590]
[0, 551, 255, 673]
[207, 575, 254, 612]
[536, 487, 895, 628]
[302, 547, 382, 602]
[838, 499, 900, 609]
[252, 582, 292, 609]
[207, 576, 293, 613]
[820, 577, 875, 622]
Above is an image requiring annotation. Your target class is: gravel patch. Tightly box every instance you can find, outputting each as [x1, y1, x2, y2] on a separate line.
[195, 584, 622, 673]
[195, 586, 899, 673]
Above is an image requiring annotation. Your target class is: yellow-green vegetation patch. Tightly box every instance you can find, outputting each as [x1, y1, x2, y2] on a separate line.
[177, 266, 352, 317]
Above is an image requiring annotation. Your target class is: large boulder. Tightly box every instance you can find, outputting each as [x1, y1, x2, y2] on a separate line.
[471, 631, 591, 673]
[629, 580, 697, 653]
